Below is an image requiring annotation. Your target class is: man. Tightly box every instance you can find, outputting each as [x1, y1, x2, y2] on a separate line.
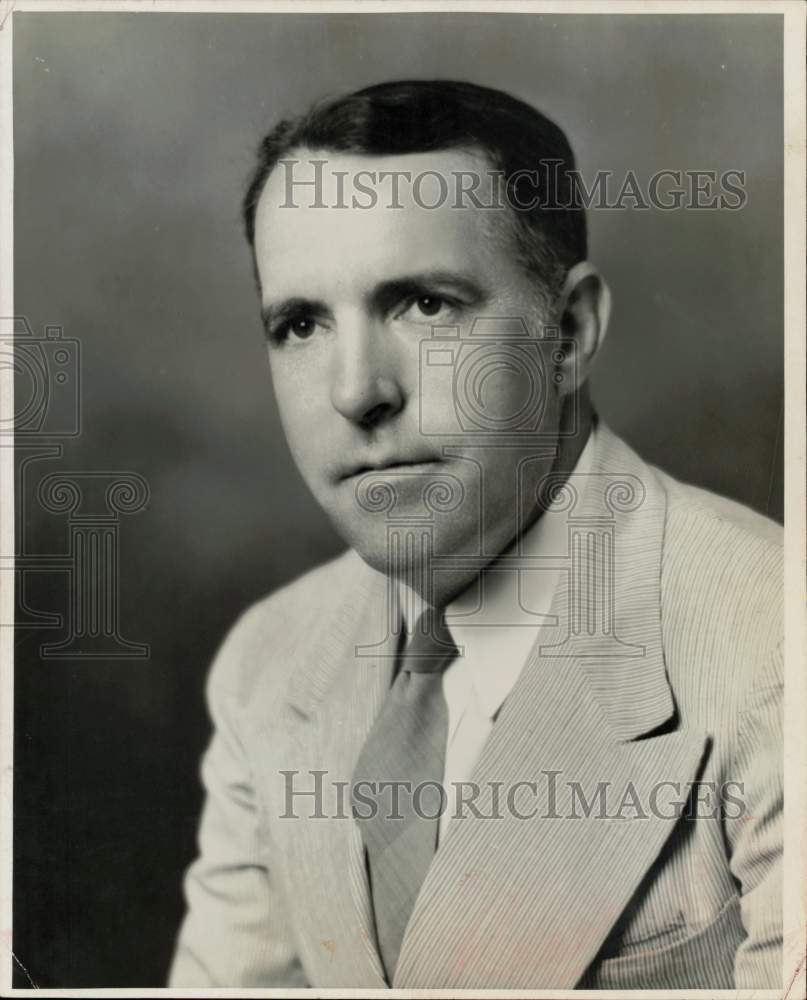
[169, 80, 782, 989]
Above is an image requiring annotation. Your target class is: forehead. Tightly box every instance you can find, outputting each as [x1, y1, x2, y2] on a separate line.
[253, 148, 517, 298]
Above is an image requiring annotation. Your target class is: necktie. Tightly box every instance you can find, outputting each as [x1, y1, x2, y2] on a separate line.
[351, 607, 459, 981]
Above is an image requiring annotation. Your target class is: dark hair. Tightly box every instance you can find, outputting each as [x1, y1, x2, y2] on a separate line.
[242, 79, 586, 294]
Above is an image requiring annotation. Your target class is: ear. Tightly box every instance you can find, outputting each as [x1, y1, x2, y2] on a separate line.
[554, 261, 611, 395]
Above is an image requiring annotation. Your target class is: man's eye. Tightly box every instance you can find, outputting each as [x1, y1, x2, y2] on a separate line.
[399, 295, 456, 323]
[415, 295, 444, 317]
[276, 316, 319, 343]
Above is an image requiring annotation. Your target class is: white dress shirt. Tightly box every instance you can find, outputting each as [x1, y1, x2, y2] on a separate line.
[399, 431, 595, 840]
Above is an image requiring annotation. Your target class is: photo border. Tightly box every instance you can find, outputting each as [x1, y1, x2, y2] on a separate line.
[0, 2, 803, 997]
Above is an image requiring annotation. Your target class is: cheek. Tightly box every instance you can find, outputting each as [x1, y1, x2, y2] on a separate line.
[480, 366, 540, 425]
[424, 338, 559, 437]
[270, 362, 327, 467]
[472, 444, 557, 523]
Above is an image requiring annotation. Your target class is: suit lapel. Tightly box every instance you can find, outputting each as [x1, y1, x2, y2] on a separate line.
[259, 559, 394, 986]
[395, 426, 709, 988]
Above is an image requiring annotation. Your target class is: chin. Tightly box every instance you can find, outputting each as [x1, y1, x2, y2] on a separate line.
[332, 517, 432, 579]
[324, 507, 388, 569]
[322, 478, 496, 577]
[350, 522, 476, 580]
[347, 534, 431, 581]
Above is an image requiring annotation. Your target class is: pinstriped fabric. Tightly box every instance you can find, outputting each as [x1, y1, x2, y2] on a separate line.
[170, 559, 392, 988]
[581, 895, 744, 989]
[569, 480, 785, 991]
[265, 568, 393, 987]
[390, 459, 709, 987]
[168, 655, 307, 986]
[169, 424, 783, 990]
[391, 439, 781, 989]
[352, 610, 458, 979]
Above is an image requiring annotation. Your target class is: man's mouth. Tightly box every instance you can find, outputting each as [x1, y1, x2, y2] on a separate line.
[342, 456, 444, 480]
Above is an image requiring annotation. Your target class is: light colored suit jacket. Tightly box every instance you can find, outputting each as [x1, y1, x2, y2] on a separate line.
[169, 425, 782, 990]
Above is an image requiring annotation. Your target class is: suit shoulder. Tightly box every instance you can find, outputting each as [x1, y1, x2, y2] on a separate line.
[206, 547, 363, 705]
[656, 470, 782, 694]
[659, 472, 782, 607]
[660, 471, 783, 551]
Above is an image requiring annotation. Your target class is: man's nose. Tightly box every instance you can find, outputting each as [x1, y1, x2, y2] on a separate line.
[330, 318, 404, 430]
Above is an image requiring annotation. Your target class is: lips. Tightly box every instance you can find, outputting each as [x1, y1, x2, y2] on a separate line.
[342, 456, 443, 480]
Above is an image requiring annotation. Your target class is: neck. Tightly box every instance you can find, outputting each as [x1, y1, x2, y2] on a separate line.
[520, 394, 596, 534]
[420, 396, 595, 610]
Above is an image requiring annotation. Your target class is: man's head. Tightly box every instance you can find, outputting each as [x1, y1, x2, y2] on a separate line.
[244, 80, 610, 603]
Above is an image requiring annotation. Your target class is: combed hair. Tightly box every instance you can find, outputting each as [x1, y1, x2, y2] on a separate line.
[242, 79, 587, 296]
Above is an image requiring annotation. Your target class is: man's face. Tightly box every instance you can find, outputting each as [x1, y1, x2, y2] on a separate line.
[253, 148, 570, 591]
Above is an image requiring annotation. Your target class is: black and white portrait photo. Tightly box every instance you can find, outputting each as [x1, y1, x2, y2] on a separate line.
[1, 3, 804, 996]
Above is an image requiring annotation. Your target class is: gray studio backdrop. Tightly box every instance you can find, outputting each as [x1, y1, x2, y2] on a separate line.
[12, 11, 782, 988]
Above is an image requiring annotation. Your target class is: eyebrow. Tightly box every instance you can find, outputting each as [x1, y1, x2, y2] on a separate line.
[261, 296, 328, 333]
[260, 269, 488, 334]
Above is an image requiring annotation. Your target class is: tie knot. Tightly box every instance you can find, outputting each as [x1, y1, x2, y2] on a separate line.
[401, 607, 459, 674]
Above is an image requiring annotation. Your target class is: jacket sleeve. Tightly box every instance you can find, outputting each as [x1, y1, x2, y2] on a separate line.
[725, 642, 783, 990]
[168, 620, 307, 987]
